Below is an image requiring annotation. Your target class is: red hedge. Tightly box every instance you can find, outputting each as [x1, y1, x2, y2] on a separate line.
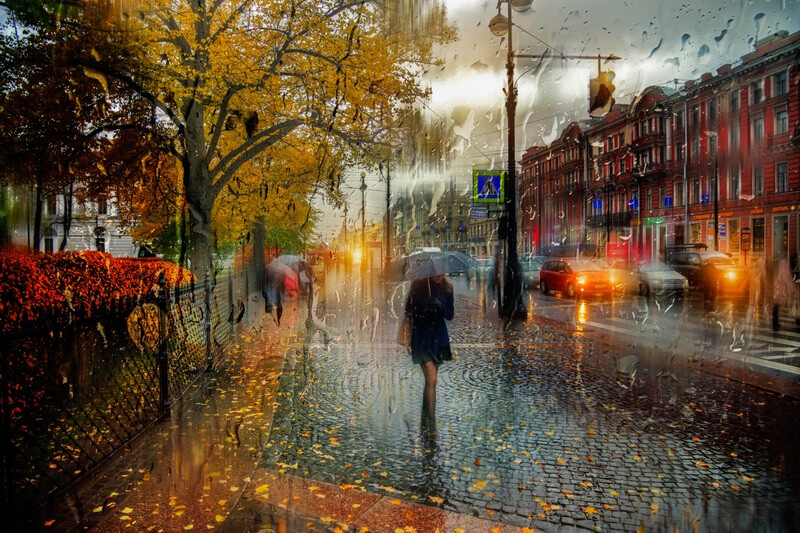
[0, 251, 194, 332]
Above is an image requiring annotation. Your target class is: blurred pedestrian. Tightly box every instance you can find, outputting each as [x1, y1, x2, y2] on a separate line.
[772, 258, 794, 330]
[700, 260, 719, 311]
[404, 275, 455, 421]
[492, 250, 502, 301]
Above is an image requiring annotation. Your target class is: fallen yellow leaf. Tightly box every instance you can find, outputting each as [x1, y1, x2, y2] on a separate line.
[215, 515, 225, 523]
[585, 506, 598, 515]
[428, 496, 444, 504]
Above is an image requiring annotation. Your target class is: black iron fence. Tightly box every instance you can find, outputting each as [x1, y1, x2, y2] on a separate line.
[0, 268, 256, 520]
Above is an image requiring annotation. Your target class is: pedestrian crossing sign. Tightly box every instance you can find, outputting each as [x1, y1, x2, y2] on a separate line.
[473, 170, 505, 204]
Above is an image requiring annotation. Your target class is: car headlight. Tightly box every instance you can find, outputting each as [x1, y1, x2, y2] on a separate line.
[726, 271, 736, 280]
[652, 279, 663, 285]
[576, 277, 587, 285]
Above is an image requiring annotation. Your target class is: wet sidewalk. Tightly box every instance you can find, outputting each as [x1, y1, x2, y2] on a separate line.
[37, 301, 304, 532]
[36, 270, 800, 532]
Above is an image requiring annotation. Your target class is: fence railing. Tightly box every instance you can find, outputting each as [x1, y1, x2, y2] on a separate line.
[0, 267, 257, 521]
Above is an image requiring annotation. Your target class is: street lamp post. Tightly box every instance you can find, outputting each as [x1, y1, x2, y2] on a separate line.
[360, 171, 367, 272]
[489, 0, 530, 319]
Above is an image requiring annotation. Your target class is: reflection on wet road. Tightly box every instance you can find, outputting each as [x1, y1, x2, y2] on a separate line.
[262, 267, 800, 532]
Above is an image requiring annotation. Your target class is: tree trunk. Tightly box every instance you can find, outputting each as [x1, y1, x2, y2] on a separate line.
[31, 171, 43, 253]
[184, 98, 214, 278]
[252, 216, 266, 293]
[59, 182, 73, 251]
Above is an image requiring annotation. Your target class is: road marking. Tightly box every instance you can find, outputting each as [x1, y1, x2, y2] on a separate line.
[764, 353, 800, 361]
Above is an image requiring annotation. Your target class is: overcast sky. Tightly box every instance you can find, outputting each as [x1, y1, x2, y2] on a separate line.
[316, 0, 800, 241]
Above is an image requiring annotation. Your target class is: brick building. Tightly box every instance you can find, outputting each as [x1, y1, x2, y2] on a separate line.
[521, 30, 800, 265]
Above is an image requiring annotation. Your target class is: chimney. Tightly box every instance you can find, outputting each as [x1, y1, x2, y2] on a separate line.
[700, 72, 713, 82]
[684, 80, 695, 89]
[717, 64, 731, 75]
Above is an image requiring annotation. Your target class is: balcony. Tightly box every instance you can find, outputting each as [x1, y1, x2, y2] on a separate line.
[586, 211, 633, 228]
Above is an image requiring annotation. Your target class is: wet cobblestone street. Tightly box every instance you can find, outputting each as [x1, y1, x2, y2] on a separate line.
[261, 272, 800, 532]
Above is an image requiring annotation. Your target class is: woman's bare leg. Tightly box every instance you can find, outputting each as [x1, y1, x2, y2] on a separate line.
[420, 361, 439, 417]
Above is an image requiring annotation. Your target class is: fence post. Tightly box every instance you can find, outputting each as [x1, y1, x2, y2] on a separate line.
[228, 266, 234, 328]
[205, 270, 213, 371]
[157, 272, 170, 418]
[0, 338, 12, 519]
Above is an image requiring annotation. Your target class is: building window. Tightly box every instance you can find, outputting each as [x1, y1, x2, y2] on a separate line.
[692, 180, 701, 204]
[676, 142, 684, 161]
[709, 98, 717, 123]
[753, 218, 765, 253]
[675, 110, 684, 130]
[753, 166, 764, 196]
[43, 228, 56, 253]
[691, 105, 699, 126]
[620, 157, 626, 173]
[775, 109, 788, 135]
[773, 71, 787, 97]
[729, 219, 740, 253]
[94, 228, 106, 253]
[691, 135, 700, 159]
[97, 198, 108, 215]
[751, 80, 763, 104]
[674, 182, 684, 207]
[730, 169, 740, 200]
[709, 133, 717, 157]
[645, 188, 653, 210]
[776, 162, 788, 193]
[690, 222, 701, 244]
[729, 121, 739, 149]
[658, 186, 666, 208]
[44, 195, 57, 216]
[752, 116, 764, 144]
[730, 90, 739, 112]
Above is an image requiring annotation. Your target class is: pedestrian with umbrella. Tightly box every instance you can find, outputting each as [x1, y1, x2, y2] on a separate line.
[393, 252, 471, 423]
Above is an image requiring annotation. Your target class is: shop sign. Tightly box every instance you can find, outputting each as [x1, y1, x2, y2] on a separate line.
[645, 217, 663, 225]
[741, 228, 751, 251]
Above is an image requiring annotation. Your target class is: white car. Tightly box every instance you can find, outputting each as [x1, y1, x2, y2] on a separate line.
[609, 261, 688, 297]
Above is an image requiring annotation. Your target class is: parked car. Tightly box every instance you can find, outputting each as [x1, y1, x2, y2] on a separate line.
[539, 259, 613, 299]
[520, 256, 546, 287]
[609, 261, 689, 297]
[666, 251, 749, 297]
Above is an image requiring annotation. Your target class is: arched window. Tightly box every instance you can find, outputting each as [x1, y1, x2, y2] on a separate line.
[94, 227, 107, 253]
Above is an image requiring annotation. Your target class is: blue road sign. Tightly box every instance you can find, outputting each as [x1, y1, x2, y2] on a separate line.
[701, 194, 710, 204]
[593, 198, 603, 210]
[629, 197, 639, 209]
[664, 197, 673, 207]
[473, 170, 505, 203]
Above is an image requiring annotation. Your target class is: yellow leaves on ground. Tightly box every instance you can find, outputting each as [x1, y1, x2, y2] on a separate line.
[215, 515, 225, 523]
[696, 461, 710, 468]
[556, 458, 567, 465]
[467, 480, 487, 492]
[585, 506, 598, 514]
[428, 495, 444, 504]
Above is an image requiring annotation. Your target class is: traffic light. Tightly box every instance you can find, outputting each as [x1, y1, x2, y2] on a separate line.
[589, 70, 616, 117]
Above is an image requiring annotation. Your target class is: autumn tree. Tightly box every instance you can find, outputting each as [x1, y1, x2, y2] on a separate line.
[73, 0, 455, 275]
[0, 3, 172, 251]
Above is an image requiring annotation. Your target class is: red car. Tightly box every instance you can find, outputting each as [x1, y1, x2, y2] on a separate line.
[539, 259, 613, 299]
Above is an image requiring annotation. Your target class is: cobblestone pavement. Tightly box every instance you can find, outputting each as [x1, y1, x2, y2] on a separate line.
[259, 269, 800, 532]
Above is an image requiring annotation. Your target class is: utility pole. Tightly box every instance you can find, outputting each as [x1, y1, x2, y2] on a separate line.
[360, 171, 367, 272]
[385, 159, 391, 272]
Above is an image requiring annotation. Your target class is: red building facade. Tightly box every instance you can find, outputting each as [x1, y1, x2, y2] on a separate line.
[522, 31, 800, 264]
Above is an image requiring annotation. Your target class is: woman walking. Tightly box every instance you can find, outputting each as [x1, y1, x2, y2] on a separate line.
[404, 274, 455, 421]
